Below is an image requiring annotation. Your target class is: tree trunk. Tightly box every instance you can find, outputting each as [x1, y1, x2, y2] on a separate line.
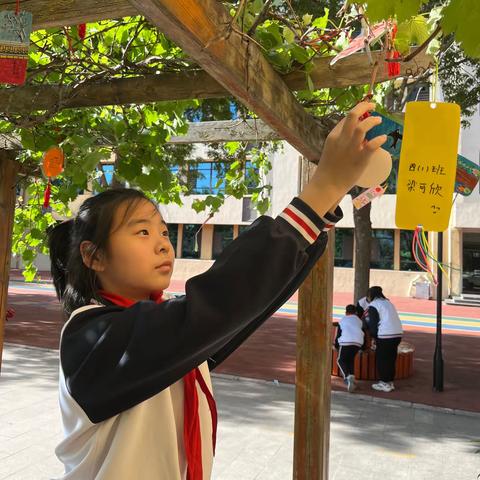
[0, 151, 19, 373]
[353, 200, 372, 304]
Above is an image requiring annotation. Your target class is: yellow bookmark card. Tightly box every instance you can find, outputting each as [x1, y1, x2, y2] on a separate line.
[395, 102, 460, 232]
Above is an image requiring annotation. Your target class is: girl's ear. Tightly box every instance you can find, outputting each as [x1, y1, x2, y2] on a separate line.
[80, 241, 106, 272]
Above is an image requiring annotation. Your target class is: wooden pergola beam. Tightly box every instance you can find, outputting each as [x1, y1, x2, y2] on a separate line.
[0, 0, 136, 30]
[168, 119, 281, 143]
[0, 50, 431, 115]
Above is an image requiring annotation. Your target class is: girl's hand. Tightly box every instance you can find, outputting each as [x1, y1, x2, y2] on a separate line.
[299, 102, 387, 217]
[315, 102, 387, 197]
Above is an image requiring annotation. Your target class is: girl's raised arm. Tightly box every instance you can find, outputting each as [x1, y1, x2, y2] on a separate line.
[60, 102, 385, 423]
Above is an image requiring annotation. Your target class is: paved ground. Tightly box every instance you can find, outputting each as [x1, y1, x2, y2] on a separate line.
[5, 277, 480, 412]
[1, 343, 479, 480]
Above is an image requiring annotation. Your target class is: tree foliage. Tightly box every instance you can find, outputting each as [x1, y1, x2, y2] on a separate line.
[3, 1, 480, 280]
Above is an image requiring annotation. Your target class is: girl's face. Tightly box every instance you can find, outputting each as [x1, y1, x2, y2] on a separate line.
[90, 199, 175, 301]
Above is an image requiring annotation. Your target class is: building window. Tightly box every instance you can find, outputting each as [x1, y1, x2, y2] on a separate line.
[101, 164, 114, 186]
[188, 162, 227, 194]
[245, 160, 260, 193]
[406, 84, 430, 102]
[167, 223, 178, 254]
[335, 229, 354, 267]
[182, 224, 202, 259]
[462, 232, 480, 294]
[400, 230, 422, 271]
[241, 197, 259, 222]
[212, 225, 234, 259]
[371, 229, 394, 270]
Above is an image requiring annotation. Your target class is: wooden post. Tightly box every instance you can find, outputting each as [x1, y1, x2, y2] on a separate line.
[293, 158, 334, 479]
[0, 151, 19, 373]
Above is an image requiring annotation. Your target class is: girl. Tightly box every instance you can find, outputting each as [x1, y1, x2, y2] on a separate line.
[49, 103, 385, 480]
[334, 304, 365, 392]
[366, 286, 404, 392]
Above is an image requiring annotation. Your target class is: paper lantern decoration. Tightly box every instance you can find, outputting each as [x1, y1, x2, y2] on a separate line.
[42, 146, 65, 212]
[42, 146, 64, 178]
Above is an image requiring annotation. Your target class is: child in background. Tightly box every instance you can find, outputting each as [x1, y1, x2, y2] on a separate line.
[335, 304, 365, 392]
[366, 286, 403, 392]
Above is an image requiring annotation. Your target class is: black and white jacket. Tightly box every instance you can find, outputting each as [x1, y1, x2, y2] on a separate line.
[55, 197, 342, 480]
[367, 298, 403, 340]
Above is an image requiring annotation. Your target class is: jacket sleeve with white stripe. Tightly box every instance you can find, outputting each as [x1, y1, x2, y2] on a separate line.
[60, 197, 342, 423]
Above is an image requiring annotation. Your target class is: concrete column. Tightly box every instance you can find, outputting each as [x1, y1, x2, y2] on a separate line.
[176, 224, 183, 258]
[200, 224, 214, 260]
[394, 229, 401, 270]
[450, 228, 462, 297]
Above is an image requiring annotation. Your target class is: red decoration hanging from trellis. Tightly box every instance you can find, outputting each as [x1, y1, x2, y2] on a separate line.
[386, 23, 401, 77]
[41, 146, 65, 212]
[0, 0, 32, 85]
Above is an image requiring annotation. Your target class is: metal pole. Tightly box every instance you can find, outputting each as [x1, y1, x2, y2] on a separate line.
[433, 231, 444, 392]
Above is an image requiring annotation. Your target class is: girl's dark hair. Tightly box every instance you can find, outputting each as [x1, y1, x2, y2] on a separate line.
[367, 286, 387, 301]
[48, 188, 155, 317]
[345, 304, 357, 315]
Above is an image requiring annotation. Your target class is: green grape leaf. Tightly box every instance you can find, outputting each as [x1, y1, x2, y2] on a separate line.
[441, 0, 480, 58]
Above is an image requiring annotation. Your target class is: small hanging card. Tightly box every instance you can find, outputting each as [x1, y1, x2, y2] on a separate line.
[395, 102, 460, 232]
[353, 185, 385, 210]
[0, 10, 32, 85]
[455, 154, 480, 196]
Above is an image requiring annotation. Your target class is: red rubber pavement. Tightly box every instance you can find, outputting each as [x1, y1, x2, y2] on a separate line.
[4, 273, 480, 413]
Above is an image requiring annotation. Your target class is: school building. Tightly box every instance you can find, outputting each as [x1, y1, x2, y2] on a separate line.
[162, 104, 479, 304]
[15, 103, 480, 304]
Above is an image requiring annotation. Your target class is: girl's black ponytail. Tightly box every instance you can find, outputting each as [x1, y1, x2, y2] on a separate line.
[47, 219, 74, 302]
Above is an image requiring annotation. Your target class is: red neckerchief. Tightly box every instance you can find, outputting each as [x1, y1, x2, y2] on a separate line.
[98, 290, 217, 480]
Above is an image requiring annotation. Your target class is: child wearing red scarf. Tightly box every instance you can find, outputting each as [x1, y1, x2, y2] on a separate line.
[48, 103, 385, 479]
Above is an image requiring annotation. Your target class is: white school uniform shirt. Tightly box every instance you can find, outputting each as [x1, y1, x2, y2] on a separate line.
[358, 296, 369, 311]
[337, 314, 364, 347]
[55, 305, 214, 480]
[369, 298, 403, 339]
